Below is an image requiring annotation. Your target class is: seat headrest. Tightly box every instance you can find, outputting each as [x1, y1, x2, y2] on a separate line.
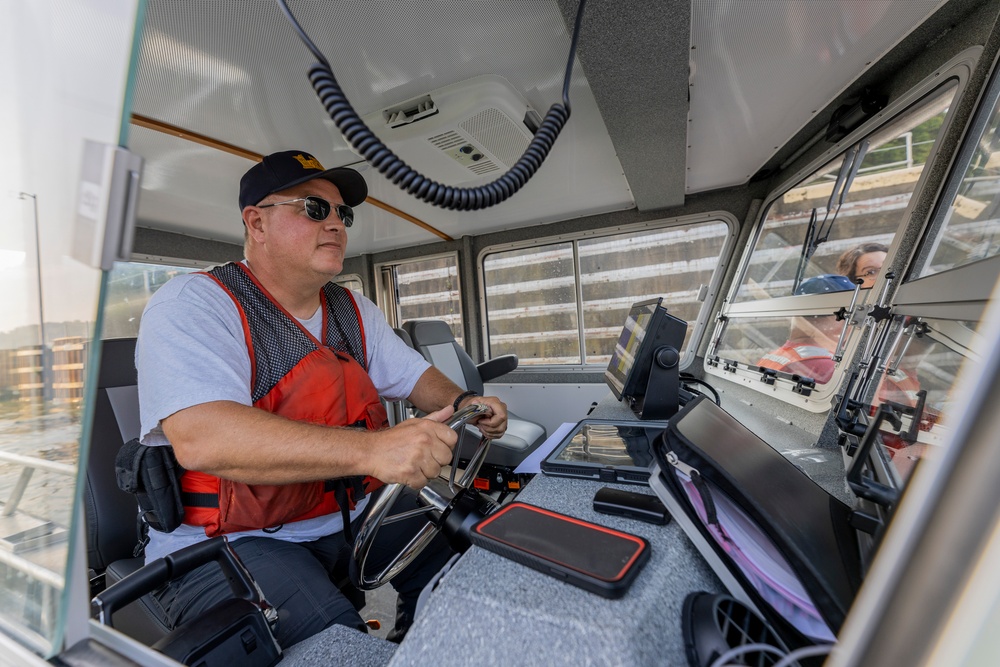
[404, 320, 456, 346]
[99, 338, 138, 388]
[393, 328, 415, 348]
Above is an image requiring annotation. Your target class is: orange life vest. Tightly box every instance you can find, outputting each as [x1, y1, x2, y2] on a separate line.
[875, 368, 923, 408]
[757, 342, 835, 384]
[180, 262, 387, 537]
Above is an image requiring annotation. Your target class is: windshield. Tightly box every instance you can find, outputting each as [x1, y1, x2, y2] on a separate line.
[918, 84, 1000, 277]
[736, 82, 958, 302]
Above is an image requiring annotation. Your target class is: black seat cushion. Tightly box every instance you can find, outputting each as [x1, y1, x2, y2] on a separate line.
[105, 557, 173, 644]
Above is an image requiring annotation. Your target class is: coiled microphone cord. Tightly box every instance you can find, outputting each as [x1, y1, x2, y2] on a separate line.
[277, 0, 588, 210]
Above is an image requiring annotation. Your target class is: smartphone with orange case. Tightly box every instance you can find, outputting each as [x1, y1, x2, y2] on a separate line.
[470, 502, 650, 598]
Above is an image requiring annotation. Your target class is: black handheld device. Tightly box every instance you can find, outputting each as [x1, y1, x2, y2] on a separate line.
[604, 297, 688, 420]
[593, 487, 670, 525]
[471, 502, 650, 598]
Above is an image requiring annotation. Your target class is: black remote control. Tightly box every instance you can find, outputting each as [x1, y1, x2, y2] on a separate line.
[593, 487, 670, 525]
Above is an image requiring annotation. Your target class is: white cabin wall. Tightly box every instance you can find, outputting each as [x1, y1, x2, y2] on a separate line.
[483, 382, 610, 437]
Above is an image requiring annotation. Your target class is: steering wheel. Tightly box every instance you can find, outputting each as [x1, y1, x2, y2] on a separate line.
[351, 403, 499, 590]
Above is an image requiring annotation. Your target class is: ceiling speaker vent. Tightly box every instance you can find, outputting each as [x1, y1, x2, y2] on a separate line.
[428, 130, 501, 176]
[461, 107, 528, 168]
[358, 75, 535, 184]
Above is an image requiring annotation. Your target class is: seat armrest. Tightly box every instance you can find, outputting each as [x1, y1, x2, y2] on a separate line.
[476, 354, 518, 383]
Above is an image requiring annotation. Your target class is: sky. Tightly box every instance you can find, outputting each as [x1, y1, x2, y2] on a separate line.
[0, 0, 138, 340]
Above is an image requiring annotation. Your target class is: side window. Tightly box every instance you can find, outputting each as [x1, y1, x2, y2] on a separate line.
[865, 317, 977, 484]
[104, 261, 204, 339]
[377, 254, 463, 346]
[483, 241, 578, 363]
[106, 265, 365, 341]
[482, 219, 731, 366]
[853, 63, 1000, 491]
[0, 0, 138, 654]
[333, 273, 364, 295]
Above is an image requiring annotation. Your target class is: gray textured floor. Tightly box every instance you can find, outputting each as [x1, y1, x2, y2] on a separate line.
[360, 584, 396, 639]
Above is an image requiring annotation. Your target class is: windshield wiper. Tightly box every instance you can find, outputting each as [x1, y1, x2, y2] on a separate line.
[792, 142, 868, 292]
[817, 140, 869, 245]
[792, 207, 819, 293]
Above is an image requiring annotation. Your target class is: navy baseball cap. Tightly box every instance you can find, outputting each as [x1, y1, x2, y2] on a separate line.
[239, 150, 368, 210]
[794, 274, 855, 295]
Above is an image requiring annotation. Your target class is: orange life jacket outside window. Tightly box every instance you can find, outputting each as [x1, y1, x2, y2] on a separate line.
[757, 342, 835, 384]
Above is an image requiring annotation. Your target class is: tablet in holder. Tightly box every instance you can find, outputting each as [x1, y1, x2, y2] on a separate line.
[540, 420, 665, 485]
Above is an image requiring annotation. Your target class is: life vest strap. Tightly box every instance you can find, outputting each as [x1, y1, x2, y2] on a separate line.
[182, 477, 366, 517]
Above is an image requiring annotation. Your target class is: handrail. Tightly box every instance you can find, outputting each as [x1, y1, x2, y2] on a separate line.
[0, 547, 64, 589]
[0, 451, 74, 518]
[0, 451, 76, 476]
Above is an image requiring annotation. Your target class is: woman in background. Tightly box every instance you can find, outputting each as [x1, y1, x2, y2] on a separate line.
[836, 242, 888, 288]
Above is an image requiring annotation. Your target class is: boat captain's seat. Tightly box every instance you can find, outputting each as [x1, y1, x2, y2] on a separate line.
[401, 320, 547, 468]
[84, 337, 171, 644]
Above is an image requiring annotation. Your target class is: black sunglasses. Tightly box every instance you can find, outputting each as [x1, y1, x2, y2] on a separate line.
[259, 196, 354, 227]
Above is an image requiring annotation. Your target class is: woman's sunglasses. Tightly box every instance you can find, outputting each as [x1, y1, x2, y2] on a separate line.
[259, 196, 354, 227]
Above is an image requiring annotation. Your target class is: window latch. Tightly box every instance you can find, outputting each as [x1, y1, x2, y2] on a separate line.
[792, 376, 816, 397]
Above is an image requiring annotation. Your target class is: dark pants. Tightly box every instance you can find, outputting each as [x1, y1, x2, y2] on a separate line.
[148, 490, 454, 647]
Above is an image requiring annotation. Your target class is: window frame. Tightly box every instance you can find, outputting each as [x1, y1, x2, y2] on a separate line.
[332, 272, 364, 295]
[477, 212, 738, 372]
[373, 251, 464, 340]
[706, 49, 980, 411]
[128, 253, 216, 269]
[912, 46, 1000, 280]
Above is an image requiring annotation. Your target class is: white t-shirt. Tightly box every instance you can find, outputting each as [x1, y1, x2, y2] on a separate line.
[136, 268, 430, 561]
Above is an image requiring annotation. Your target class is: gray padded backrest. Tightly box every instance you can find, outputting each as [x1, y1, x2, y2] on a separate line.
[402, 320, 547, 467]
[425, 344, 469, 388]
[402, 320, 483, 394]
[393, 327, 415, 349]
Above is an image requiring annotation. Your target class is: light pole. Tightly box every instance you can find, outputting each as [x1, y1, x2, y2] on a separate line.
[18, 192, 45, 348]
[18, 192, 48, 402]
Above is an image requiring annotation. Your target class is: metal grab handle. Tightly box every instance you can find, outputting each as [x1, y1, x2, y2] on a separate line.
[92, 536, 273, 627]
[447, 402, 494, 430]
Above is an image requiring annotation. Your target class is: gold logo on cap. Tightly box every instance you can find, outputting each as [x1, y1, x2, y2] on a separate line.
[293, 153, 324, 171]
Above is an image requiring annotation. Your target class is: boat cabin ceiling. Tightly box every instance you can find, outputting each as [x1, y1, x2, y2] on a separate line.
[130, 0, 970, 257]
[6, 0, 1000, 663]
